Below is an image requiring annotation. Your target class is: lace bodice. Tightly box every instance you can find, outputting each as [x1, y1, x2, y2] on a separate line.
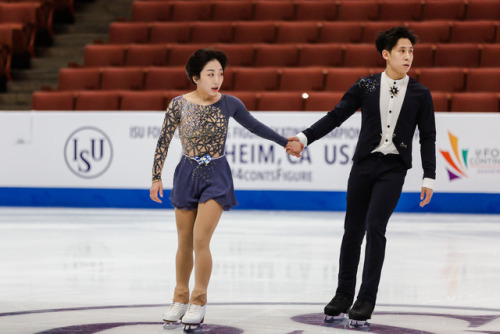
[152, 95, 288, 181]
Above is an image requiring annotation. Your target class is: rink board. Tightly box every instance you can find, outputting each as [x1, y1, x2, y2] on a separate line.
[0, 111, 499, 213]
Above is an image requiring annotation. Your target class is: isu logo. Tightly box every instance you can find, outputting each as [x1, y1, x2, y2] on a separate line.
[439, 131, 468, 181]
[64, 127, 113, 179]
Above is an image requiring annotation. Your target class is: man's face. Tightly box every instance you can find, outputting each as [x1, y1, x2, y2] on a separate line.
[383, 38, 413, 77]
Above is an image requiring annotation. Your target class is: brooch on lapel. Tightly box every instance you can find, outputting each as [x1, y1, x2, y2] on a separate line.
[400, 142, 407, 149]
[358, 78, 379, 94]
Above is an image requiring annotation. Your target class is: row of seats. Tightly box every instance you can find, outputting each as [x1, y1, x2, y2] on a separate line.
[57, 66, 500, 94]
[130, 0, 500, 22]
[0, 23, 35, 60]
[0, 0, 74, 22]
[0, 2, 54, 39]
[83, 43, 500, 68]
[108, 20, 500, 45]
[32, 90, 500, 112]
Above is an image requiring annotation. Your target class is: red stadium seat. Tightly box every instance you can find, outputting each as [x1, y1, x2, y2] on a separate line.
[450, 92, 499, 112]
[149, 22, 191, 44]
[407, 21, 452, 43]
[430, 92, 450, 112]
[450, 21, 497, 43]
[220, 66, 234, 90]
[434, 44, 480, 67]
[276, 22, 320, 44]
[325, 68, 371, 92]
[466, 68, 500, 92]
[361, 22, 405, 43]
[258, 92, 304, 111]
[411, 43, 435, 68]
[254, 44, 299, 67]
[465, 0, 500, 20]
[190, 22, 233, 44]
[58, 68, 101, 90]
[304, 92, 344, 112]
[120, 91, 166, 111]
[144, 67, 191, 90]
[296, 0, 336, 21]
[101, 67, 145, 90]
[298, 44, 343, 67]
[0, 2, 53, 39]
[125, 44, 168, 67]
[0, 23, 34, 60]
[212, 1, 253, 21]
[253, 1, 295, 21]
[75, 91, 120, 111]
[416, 68, 465, 92]
[379, 0, 422, 21]
[232, 68, 279, 91]
[318, 22, 362, 43]
[84, 44, 125, 67]
[480, 44, 500, 67]
[421, 0, 465, 20]
[214, 44, 255, 67]
[169, 1, 211, 22]
[108, 22, 149, 44]
[336, 1, 379, 21]
[32, 91, 75, 110]
[279, 67, 326, 92]
[131, 1, 170, 22]
[295, 0, 336, 21]
[167, 44, 207, 66]
[233, 22, 277, 43]
[343, 44, 386, 68]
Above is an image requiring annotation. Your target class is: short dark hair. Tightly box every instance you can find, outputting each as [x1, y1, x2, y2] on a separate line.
[375, 26, 418, 54]
[185, 48, 228, 85]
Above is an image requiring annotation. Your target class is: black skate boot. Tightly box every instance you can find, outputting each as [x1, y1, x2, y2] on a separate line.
[348, 299, 374, 328]
[323, 294, 353, 323]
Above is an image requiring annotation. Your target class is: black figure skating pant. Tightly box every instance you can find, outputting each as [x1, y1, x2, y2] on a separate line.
[335, 152, 407, 304]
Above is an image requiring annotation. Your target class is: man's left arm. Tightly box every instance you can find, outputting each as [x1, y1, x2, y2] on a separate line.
[418, 89, 437, 207]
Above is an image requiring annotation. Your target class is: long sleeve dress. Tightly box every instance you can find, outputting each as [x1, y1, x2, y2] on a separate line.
[152, 94, 288, 210]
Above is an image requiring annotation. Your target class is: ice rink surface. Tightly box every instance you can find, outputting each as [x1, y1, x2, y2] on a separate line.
[0, 208, 499, 333]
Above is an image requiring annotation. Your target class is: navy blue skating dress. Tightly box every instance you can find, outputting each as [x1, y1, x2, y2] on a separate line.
[152, 94, 288, 211]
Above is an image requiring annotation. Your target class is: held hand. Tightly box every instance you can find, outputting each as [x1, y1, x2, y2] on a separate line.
[285, 140, 304, 158]
[420, 187, 433, 207]
[150, 180, 163, 203]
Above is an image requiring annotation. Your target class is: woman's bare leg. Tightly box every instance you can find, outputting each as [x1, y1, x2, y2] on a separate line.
[190, 200, 223, 305]
[173, 208, 197, 303]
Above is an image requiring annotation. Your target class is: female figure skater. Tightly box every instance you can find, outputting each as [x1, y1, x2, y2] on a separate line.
[150, 48, 301, 329]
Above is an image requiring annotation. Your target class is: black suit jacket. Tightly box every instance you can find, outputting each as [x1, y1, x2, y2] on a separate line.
[303, 73, 436, 180]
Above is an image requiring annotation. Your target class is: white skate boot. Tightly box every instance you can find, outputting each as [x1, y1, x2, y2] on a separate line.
[181, 303, 206, 331]
[162, 302, 188, 329]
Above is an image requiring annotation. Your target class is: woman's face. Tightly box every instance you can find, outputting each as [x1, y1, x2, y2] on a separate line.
[195, 59, 224, 97]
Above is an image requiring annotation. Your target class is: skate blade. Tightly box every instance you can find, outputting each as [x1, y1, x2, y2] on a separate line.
[183, 323, 203, 333]
[323, 314, 346, 323]
[349, 319, 370, 328]
[163, 321, 182, 330]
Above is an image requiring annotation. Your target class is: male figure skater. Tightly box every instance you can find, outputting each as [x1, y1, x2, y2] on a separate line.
[287, 26, 436, 325]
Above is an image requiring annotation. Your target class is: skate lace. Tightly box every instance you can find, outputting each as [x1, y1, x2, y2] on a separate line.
[186, 304, 202, 315]
[169, 302, 186, 313]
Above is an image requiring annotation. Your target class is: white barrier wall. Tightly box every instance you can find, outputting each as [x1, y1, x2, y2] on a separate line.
[1, 111, 499, 212]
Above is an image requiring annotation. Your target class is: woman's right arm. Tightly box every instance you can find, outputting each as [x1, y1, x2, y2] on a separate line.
[150, 101, 180, 203]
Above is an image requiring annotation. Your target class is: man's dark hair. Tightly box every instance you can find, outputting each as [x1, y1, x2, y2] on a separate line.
[185, 48, 228, 85]
[375, 26, 418, 54]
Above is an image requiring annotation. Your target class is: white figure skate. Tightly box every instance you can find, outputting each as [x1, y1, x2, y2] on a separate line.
[181, 303, 206, 332]
[162, 302, 188, 329]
